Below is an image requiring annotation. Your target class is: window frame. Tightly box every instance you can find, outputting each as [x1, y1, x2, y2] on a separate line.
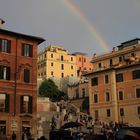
[94, 94, 98, 103]
[116, 73, 123, 82]
[0, 65, 10, 80]
[120, 108, 124, 116]
[105, 92, 110, 102]
[133, 70, 140, 79]
[105, 74, 109, 84]
[136, 88, 140, 98]
[22, 43, 33, 57]
[118, 90, 123, 100]
[24, 69, 30, 83]
[91, 77, 98, 86]
[0, 39, 11, 53]
[107, 109, 111, 117]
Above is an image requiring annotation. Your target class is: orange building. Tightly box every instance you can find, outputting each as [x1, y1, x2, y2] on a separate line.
[72, 52, 92, 79]
[0, 19, 45, 139]
[84, 39, 140, 126]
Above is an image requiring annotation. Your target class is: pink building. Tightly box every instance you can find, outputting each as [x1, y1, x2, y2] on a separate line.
[72, 52, 92, 79]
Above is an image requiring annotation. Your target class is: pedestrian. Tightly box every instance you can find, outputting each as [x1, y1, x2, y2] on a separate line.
[21, 132, 25, 140]
[12, 131, 16, 140]
[91, 119, 95, 134]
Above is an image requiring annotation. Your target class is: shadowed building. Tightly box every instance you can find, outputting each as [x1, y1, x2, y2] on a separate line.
[84, 38, 140, 126]
[0, 19, 45, 139]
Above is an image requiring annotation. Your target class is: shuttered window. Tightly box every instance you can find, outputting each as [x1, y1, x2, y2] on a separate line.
[133, 70, 140, 79]
[0, 65, 10, 80]
[22, 44, 33, 57]
[0, 39, 11, 53]
[20, 95, 32, 114]
[0, 94, 9, 113]
[24, 69, 30, 83]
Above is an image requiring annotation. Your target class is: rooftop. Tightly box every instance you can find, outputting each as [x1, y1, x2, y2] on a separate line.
[0, 29, 45, 44]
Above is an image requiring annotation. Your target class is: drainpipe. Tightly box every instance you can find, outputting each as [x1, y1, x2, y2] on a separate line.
[14, 37, 18, 116]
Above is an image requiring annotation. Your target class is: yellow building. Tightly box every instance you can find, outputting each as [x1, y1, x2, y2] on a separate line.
[84, 38, 140, 126]
[37, 45, 77, 79]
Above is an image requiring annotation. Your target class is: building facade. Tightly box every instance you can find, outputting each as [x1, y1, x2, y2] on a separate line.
[84, 39, 140, 126]
[67, 81, 89, 100]
[72, 52, 92, 79]
[37, 45, 77, 79]
[0, 20, 45, 139]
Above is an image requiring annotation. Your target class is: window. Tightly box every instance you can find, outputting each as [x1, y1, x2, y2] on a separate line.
[84, 58, 86, 62]
[51, 53, 53, 58]
[0, 94, 9, 112]
[119, 56, 122, 62]
[133, 70, 140, 79]
[61, 55, 64, 61]
[98, 63, 102, 68]
[71, 57, 73, 61]
[110, 59, 113, 66]
[0, 39, 11, 53]
[61, 64, 64, 70]
[0, 65, 10, 80]
[94, 94, 98, 103]
[95, 110, 98, 120]
[24, 69, 30, 83]
[51, 62, 53, 66]
[82, 88, 85, 98]
[116, 73, 123, 82]
[136, 88, 140, 98]
[20, 95, 32, 113]
[107, 109, 111, 117]
[22, 44, 33, 57]
[137, 106, 140, 115]
[91, 77, 98, 86]
[120, 108, 124, 116]
[79, 58, 81, 62]
[106, 92, 110, 102]
[61, 73, 64, 78]
[119, 91, 123, 100]
[51, 71, 53, 76]
[71, 65, 73, 69]
[105, 75, 109, 84]
[0, 121, 6, 135]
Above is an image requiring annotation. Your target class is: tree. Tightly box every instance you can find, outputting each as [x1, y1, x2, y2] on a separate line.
[39, 79, 66, 101]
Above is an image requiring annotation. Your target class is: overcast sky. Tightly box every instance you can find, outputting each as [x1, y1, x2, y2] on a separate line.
[0, 0, 140, 56]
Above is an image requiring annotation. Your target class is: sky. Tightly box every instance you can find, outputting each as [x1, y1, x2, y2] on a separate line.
[0, 0, 140, 56]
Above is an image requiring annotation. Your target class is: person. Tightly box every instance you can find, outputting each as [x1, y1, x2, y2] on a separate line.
[12, 131, 16, 140]
[91, 119, 95, 134]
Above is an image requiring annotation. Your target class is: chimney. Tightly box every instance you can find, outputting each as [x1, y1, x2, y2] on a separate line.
[0, 18, 5, 29]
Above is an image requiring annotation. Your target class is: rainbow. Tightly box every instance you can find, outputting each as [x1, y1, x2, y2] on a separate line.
[63, 0, 109, 52]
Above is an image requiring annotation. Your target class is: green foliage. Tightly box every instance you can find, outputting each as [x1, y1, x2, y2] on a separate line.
[39, 79, 66, 101]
